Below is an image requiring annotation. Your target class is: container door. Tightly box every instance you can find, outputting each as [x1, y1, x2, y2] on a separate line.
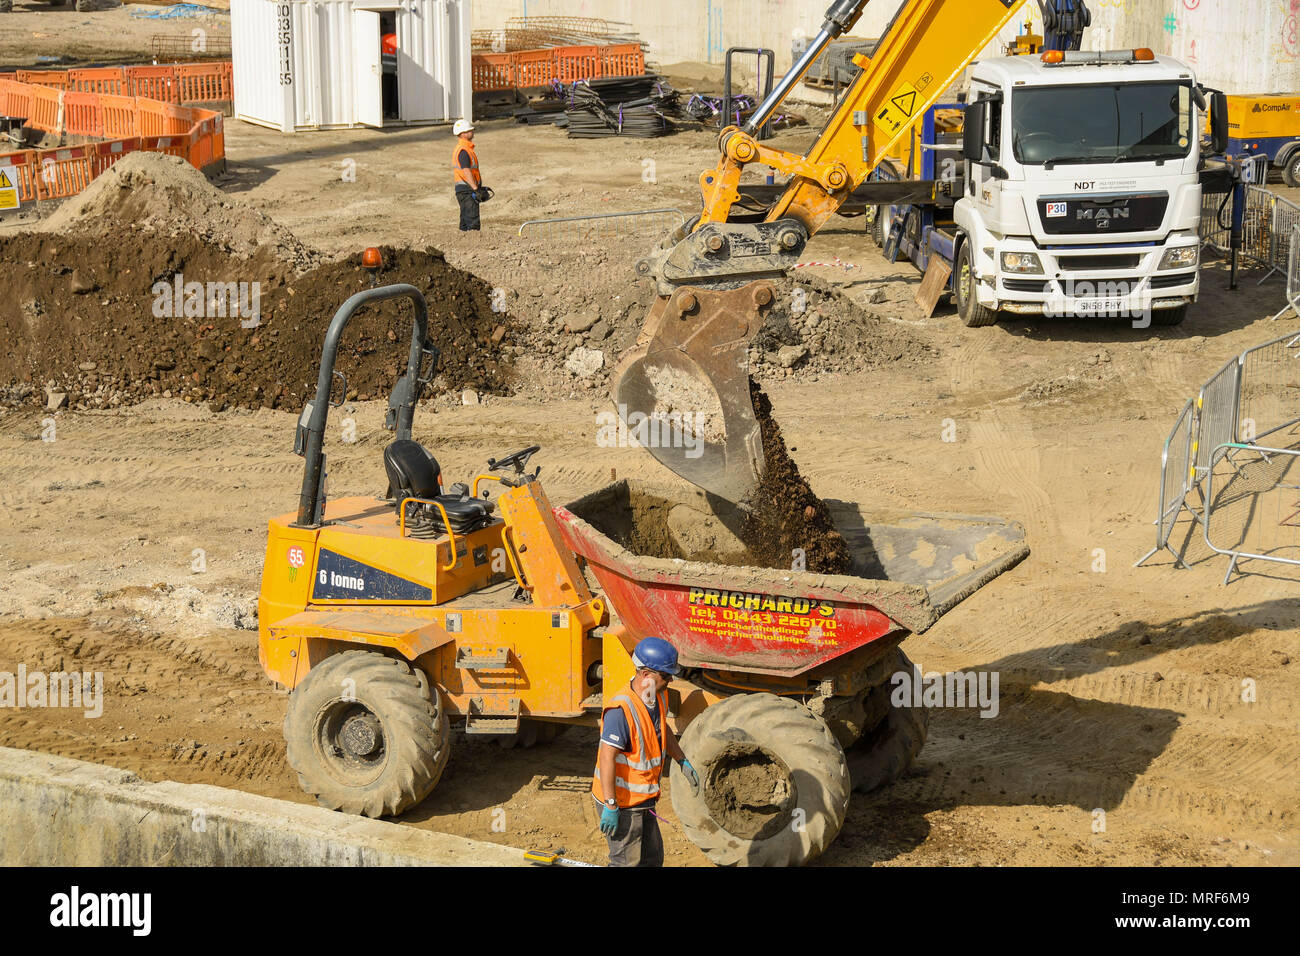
[352, 9, 384, 128]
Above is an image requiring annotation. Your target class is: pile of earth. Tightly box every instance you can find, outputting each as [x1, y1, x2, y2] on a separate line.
[438, 234, 934, 395]
[0, 233, 518, 411]
[40, 151, 321, 273]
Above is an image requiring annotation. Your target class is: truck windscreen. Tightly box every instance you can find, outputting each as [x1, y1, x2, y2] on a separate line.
[1011, 82, 1193, 166]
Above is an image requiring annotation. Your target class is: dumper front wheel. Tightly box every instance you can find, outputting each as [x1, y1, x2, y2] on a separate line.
[284, 650, 450, 818]
[672, 693, 849, 867]
[846, 650, 929, 793]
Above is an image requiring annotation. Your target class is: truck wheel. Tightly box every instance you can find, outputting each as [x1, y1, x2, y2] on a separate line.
[1152, 304, 1188, 326]
[284, 650, 450, 818]
[846, 650, 929, 793]
[1284, 152, 1300, 188]
[496, 719, 568, 748]
[956, 242, 999, 327]
[871, 206, 888, 248]
[671, 693, 849, 866]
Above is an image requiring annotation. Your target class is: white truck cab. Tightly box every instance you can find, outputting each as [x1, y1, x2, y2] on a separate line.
[954, 50, 1209, 327]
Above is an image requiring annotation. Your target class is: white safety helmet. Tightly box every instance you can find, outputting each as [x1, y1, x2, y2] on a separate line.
[453, 119, 475, 137]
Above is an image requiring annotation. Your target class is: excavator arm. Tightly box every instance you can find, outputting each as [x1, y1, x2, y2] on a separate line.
[613, 0, 1030, 502]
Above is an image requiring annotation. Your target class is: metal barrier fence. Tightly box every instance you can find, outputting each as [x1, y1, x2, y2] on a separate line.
[1138, 330, 1300, 580]
[517, 207, 685, 241]
[1203, 443, 1300, 583]
[1198, 184, 1300, 282]
[1274, 224, 1300, 320]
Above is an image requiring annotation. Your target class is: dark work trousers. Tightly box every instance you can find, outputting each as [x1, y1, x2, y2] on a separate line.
[605, 806, 664, 867]
[456, 185, 480, 231]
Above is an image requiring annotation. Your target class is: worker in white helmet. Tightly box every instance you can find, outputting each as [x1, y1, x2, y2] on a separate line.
[451, 119, 487, 232]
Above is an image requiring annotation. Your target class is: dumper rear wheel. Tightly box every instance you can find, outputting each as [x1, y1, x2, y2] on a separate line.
[846, 650, 929, 793]
[284, 650, 450, 818]
[671, 693, 849, 866]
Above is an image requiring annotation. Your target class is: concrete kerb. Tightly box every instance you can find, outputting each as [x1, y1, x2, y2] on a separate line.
[0, 747, 525, 866]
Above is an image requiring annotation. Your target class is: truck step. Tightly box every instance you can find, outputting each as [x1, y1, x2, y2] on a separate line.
[455, 646, 511, 670]
[465, 697, 521, 735]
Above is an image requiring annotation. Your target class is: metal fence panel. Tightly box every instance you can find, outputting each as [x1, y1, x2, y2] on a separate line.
[1237, 332, 1300, 445]
[1202, 443, 1300, 583]
[1193, 357, 1241, 478]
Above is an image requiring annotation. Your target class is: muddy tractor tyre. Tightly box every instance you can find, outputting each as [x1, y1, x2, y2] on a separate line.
[284, 650, 450, 818]
[956, 241, 999, 328]
[846, 650, 929, 794]
[671, 693, 850, 867]
[495, 718, 568, 749]
[1284, 152, 1300, 188]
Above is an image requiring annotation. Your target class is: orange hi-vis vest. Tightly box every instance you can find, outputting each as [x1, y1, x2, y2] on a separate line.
[452, 137, 480, 189]
[592, 688, 670, 809]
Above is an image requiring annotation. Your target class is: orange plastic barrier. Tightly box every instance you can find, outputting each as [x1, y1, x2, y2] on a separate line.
[125, 65, 178, 103]
[100, 94, 139, 139]
[69, 67, 129, 96]
[15, 70, 70, 91]
[602, 43, 646, 78]
[555, 45, 603, 84]
[510, 50, 555, 89]
[174, 63, 233, 104]
[0, 74, 227, 206]
[471, 53, 514, 92]
[62, 92, 105, 138]
[30, 85, 63, 133]
[470, 43, 646, 92]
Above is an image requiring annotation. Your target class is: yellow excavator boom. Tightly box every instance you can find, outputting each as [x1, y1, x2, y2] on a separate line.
[614, 0, 1029, 503]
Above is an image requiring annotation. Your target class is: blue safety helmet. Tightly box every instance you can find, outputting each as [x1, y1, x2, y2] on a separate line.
[632, 636, 680, 677]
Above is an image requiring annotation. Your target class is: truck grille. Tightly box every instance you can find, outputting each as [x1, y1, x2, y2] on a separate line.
[1057, 254, 1142, 271]
[1039, 192, 1169, 235]
[1150, 271, 1196, 289]
[1004, 278, 1051, 293]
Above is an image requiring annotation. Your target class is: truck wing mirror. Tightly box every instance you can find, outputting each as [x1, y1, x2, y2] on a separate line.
[1209, 91, 1229, 156]
[963, 101, 986, 163]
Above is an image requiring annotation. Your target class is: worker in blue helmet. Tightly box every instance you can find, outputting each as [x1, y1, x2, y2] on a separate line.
[591, 635, 700, 866]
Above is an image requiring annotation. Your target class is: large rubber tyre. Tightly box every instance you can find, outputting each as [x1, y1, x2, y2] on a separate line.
[956, 241, 999, 328]
[846, 649, 929, 794]
[495, 719, 568, 749]
[871, 206, 888, 248]
[1284, 152, 1300, 189]
[1151, 304, 1189, 326]
[671, 693, 849, 867]
[284, 650, 450, 818]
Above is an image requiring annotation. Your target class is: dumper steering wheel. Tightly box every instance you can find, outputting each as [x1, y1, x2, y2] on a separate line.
[488, 445, 541, 477]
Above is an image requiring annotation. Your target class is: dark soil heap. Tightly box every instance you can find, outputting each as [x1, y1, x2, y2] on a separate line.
[739, 380, 854, 574]
[1, 235, 517, 411]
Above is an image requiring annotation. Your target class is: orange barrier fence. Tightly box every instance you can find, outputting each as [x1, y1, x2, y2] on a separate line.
[5, 62, 232, 105]
[0, 74, 226, 204]
[470, 42, 646, 92]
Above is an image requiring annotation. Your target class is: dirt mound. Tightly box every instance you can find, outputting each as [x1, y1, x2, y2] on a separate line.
[0, 234, 517, 411]
[40, 152, 320, 272]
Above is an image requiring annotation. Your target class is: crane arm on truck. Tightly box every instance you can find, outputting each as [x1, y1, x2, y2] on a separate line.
[613, 0, 1031, 503]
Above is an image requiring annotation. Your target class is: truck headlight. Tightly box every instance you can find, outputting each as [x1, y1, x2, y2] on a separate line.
[1159, 246, 1199, 271]
[1001, 252, 1044, 275]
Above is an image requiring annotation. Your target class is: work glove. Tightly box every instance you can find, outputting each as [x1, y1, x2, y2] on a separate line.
[679, 758, 700, 794]
[599, 804, 620, 835]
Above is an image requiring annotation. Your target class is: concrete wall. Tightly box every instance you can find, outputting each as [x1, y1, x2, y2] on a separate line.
[0, 747, 524, 866]
[472, 0, 1299, 95]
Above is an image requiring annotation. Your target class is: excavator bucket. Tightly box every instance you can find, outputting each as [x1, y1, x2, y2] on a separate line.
[610, 282, 776, 503]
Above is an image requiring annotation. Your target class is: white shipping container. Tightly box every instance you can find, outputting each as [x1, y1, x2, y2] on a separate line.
[232, 0, 473, 132]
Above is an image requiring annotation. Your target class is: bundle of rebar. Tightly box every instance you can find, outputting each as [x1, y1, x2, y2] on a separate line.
[472, 17, 646, 53]
[562, 80, 670, 138]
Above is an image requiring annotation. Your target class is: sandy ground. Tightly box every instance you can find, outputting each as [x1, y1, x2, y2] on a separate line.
[2, 108, 1299, 865]
[0, 2, 227, 68]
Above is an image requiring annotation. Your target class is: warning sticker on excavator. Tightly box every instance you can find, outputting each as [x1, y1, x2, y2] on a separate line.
[0, 166, 18, 210]
[873, 82, 920, 138]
